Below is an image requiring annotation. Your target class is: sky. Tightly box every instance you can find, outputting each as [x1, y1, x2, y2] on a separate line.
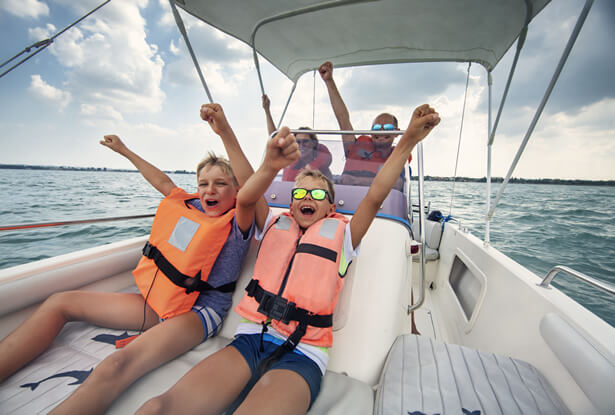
[0, 0, 613, 180]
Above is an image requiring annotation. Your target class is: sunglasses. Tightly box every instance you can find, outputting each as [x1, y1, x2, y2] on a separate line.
[371, 123, 396, 131]
[291, 188, 332, 203]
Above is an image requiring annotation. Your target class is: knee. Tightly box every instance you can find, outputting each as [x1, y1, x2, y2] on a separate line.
[136, 395, 170, 415]
[93, 348, 132, 384]
[41, 291, 77, 321]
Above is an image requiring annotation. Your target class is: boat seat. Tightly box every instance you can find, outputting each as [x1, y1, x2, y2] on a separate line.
[1, 305, 373, 415]
[412, 218, 442, 262]
[375, 334, 569, 415]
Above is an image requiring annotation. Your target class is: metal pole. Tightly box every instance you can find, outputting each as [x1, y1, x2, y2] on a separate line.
[277, 82, 298, 128]
[487, 0, 594, 222]
[169, 0, 213, 103]
[485, 71, 493, 245]
[408, 142, 425, 313]
[285, 129, 405, 136]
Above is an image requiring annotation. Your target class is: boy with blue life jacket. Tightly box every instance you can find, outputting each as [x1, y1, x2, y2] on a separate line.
[0, 104, 267, 414]
[135, 103, 440, 415]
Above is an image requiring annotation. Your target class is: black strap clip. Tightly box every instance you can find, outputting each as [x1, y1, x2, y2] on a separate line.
[142, 242, 154, 258]
[183, 276, 200, 294]
[245, 279, 259, 297]
[257, 292, 295, 325]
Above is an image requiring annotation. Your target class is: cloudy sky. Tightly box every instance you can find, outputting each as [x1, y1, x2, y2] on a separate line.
[0, 0, 613, 180]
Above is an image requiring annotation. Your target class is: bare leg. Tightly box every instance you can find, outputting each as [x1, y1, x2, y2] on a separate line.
[0, 291, 158, 383]
[236, 369, 311, 415]
[136, 346, 252, 415]
[50, 310, 204, 415]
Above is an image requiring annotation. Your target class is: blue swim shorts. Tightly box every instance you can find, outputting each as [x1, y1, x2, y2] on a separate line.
[229, 333, 323, 408]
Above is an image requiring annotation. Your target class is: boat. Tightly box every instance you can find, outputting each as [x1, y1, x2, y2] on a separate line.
[1, 0, 614, 414]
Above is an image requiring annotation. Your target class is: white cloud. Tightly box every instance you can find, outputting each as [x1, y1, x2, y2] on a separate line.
[42, 1, 166, 117]
[169, 39, 180, 55]
[1, 0, 49, 19]
[80, 103, 123, 121]
[157, 0, 174, 27]
[28, 23, 56, 40]
[28, 75, 71, 109]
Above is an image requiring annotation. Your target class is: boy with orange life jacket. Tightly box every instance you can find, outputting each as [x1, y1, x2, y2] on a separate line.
[0, 103, 267, 414]
[135, 103, 440, 415]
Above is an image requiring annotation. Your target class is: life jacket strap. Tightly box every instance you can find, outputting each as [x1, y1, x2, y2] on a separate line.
[142, 242, 236, 294]
[255, 322, 307, 377]
[245, 279, 332, 327]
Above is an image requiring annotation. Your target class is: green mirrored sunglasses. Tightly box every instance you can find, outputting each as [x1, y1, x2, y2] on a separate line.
[291, 187, 332, 203]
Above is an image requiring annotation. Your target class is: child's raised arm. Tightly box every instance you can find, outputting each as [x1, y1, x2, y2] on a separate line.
[100, 135, 176, 197]
[261, 94, 276, 137]
[319, 61, 355, 150]
[350, 104, 440, 249]
[236, 128, 300, 227]
[200, 103, 269, 231]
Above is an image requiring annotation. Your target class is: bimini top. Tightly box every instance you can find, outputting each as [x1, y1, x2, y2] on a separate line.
[175, 0, 550, 81]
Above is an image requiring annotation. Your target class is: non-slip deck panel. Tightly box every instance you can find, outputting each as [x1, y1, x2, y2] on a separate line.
[375, 334, 569, 415]
[0, 319, 374, 414]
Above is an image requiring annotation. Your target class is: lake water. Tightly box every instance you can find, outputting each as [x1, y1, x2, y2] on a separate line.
[0, 168, 613, 326]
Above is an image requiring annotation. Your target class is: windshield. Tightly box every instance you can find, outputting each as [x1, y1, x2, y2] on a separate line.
[265, 138, 411, 227]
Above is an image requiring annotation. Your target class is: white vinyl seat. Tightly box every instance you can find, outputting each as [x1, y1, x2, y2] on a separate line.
[375, 334, 569, 415]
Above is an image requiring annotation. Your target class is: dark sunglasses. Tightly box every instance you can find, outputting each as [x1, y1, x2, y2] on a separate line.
[371, 123, 396, 131]
[291, 187, 332, 203]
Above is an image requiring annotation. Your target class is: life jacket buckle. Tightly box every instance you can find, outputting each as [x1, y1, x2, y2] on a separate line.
[257, 292, 294, 325]
[245, 279, 259, 296]
[142, 242, 154, 258]
[183, 276, 199, 294]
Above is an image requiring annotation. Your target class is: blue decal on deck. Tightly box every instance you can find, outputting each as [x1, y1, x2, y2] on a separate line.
[91, 330, 133, 345]
[20, 368, 93, 390]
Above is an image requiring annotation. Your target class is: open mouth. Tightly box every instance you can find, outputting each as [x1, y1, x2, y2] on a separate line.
[205, 200, 219, 207]
[300, 206, 315, 216]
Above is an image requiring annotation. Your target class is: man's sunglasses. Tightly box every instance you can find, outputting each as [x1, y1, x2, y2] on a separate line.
[291, 188, 332, 203]
[371, 123, 396, 131]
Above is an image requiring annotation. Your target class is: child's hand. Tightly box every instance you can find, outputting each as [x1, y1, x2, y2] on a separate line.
[200, 103, 231, 135]
[319, 61, 333, 81]
[402, 104, 441, 145]
[265, 127, 300, 172]
[100, 135, 128, 154]
[262, 94, 271, 110]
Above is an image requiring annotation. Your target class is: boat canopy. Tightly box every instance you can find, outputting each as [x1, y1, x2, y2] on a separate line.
[175, 0, 550, 81]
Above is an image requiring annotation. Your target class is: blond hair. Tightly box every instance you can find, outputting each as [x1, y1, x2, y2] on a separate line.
[196, 152, 238, 187]
[295, 169, 335, 201]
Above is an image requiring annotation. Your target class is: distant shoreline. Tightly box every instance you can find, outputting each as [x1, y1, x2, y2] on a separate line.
[0, 164, 194, 176]
[1, 164, 613, 186]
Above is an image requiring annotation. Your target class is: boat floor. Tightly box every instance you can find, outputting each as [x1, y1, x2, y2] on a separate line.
[0, 287, 374, 414]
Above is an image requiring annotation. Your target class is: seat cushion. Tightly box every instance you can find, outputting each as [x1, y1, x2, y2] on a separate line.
[308, 371, 374, 415]
[375, 334, 569, 415]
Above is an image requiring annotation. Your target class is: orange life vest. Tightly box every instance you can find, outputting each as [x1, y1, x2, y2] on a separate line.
[235, 212, 349, 347]
[343, 135, 391, 177]
[133, 188, 235, 319]
[343, 135, 411, 178]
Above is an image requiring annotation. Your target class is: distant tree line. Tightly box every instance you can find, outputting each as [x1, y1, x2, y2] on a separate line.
[1, 164, 613, 186]
[0, 164, 194, 175]
[416, 175, 615, 187]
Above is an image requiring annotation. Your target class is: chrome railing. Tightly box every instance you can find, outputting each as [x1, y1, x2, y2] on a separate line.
[538, 265, 615, 296]
[0, 214, 155, 232]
